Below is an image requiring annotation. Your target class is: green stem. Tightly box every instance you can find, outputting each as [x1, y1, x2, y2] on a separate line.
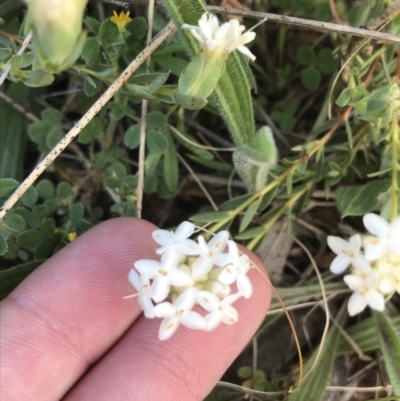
[391, 116, 399, 220]
[0, 222, 18, 236]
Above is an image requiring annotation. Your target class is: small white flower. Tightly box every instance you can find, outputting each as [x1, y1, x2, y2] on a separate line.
[377, 255, 400, 294]
[192, 231, 230, 279]
[128, 270, 155, 318]
[343, 269, 385, 316]
[152, 221, 199, 255]
[218, 240, 253, 298]
[363, 214, 400, 261]
[154, 288, 205, 340]
[182, 13, 256, 61]
[327, 234, 371, 274]
[197, 291, 241, 331]
[211, 280, 231, 298]
[134, 251, 193, 303]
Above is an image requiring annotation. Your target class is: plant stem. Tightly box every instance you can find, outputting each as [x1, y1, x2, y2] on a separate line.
[391, 116, 399, 221]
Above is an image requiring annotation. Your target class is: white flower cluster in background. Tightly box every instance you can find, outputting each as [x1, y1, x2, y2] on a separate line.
[128, 222, 254, 340]
[182, 13, 256, 61]
[328, 213, 400, 316]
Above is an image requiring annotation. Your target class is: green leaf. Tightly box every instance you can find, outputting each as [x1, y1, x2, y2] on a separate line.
[41, 108, 62, 126]
[147, 111, 167, 130]
[373, 312, 400, 395]
[0, 235, 7, 255]
[173, 91, 208, 110]
[69, 203, 84, 225]
[189, 211, 232, 223]
[297, 46, 316, 65]
[35, 237, 54, 259]
[163, 133, 179, 192]
[0, 84, 28, 180]
[46, 127, 64, 148]
[316, 48, 337, 75]
[125, 17, 147, 45]
[36, 179, 55, 199]
[81, 37, 100, 65]
[44, 198, 59, 213]
[301, 66, 321, 91]
[153, 55, 188, 76]
[0, 47, 11, 59]
[41, 217, 56, 236]
[287, 308, 346, 401]
[56, 182, 73, 199]
[148, 72, 170, 93]
[239, 199, 261, 233]
[0, 178, 19, 197]
[124, 125, 141, 149]
[144, 152, 161, 177]
[0, 260, 43, 300]
[336, 180, 391, 217]
[33, 204, 50, 218]
[147, 130, 168, 154]
[20, 186, 39, 208]
[336, 88, 351, 107]
[22, 69, 54, 87]
[29, 121, 49, 144]
[234, 225, 265, 240]
[7, 214, 26, 232]
[220, 194, 253, 211]
[99, 19, 120, 43]
[85, 16, 101, 34]
[16, 229, 42, 250]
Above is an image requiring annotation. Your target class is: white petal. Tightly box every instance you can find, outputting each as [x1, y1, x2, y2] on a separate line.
[199, 17, 213, 40]
[204, 311, 222, 331]
[169, 268, 193, 287]
[197, 235, 209, 256]
[134, 260, 159, 277]
[178, 239, 200, 255]
[174, 287, 197, 310]
[159, 316, 179, 340]
[347, 292, 367, 316]
[209, 231, 229, 256]
[154, 302, 176, 318]
[141, 296, 155, 318]
[175, 221, 195, 240]
[227, 240, 240, 259]
[366, 290, 385, 311]
[237, 45, 256, 61]
[330, 253, 351, 274]
[151, 275, 170, 303]
[343, 274, 365, 291]
[327, 236, 349, 254]
[152, 229, 173, 246]
[211, 281, 231, 298]
[197, 291, 220, 312]
[351, 254, 371, 273]
[363, 214, 389, 237]
[214, 252, 234, 268]
[218, 265, 237, 284]
[161, 250, 179, 271]
[237, 273, 253, 298]
[180, 310, 205, 330]
[364, 240, 387, 261]
[128, 269, 141, 291]
[348, 234, 362, 252]
[220, 305, 238, 324]
[380, 277, 396, 293]
[192, 257, 214, 278]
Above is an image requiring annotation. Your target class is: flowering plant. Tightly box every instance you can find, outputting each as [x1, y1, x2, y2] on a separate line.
[328, 213, 400, 316]
[127, 222, 254, 340]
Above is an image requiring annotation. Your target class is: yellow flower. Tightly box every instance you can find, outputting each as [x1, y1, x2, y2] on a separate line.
[67, 232, 78, 242]
[110, 10, 132, 33]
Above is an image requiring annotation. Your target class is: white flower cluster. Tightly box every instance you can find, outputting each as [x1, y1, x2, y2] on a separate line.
[328, 213, 400, 316]
[128, 222, 253, 340]
[182, 13, 256, 61]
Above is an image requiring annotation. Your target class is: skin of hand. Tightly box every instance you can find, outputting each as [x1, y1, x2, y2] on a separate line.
[0, 218, 271, 401]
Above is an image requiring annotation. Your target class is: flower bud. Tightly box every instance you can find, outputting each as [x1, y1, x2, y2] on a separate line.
[25, 0, 88, 72]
